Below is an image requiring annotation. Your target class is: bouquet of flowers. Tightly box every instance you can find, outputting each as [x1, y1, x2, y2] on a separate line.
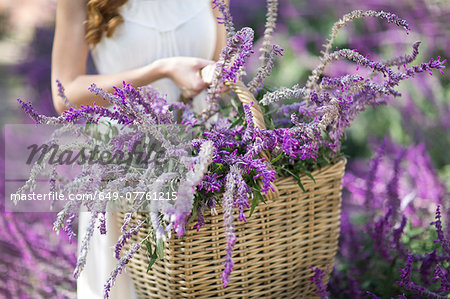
[16, 0, 445, 298]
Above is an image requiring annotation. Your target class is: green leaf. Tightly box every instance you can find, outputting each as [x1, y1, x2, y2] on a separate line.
[282, 167, 306, 192]
[230, 117, 243, 128]
[156, 239, 164, 260]
[295, 177, 306, 193]
[249, 188, 266, 217]
[144, 239, 158, 273]
[215, 163, 224, 171]
[269, 117, 275, 130]
[145, 239, 152, 256]
[266, 108, 280, 115]
[147, 255, 158, 272]
[230, 96, 241, 112]
[270, 152, 284, 164]
[304, 170, 316, 184]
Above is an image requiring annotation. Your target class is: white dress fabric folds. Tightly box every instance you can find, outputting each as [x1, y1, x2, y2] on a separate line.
[77, 1, 216, 298]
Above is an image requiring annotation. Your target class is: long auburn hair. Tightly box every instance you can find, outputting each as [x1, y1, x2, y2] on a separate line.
[84, 0, 129, 45]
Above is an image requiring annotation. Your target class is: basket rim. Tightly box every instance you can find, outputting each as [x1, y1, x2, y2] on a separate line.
[117, 156, 347, 226]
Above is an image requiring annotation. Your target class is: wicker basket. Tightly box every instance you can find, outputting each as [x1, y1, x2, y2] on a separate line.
[116, 81, 346, 298]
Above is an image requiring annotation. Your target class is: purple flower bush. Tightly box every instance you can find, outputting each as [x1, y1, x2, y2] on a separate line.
[15, 1, 446, 298]
[0, 210, 76, 298]
[344, 140, 447, 228]
[232, 0, 450, 170]
[13, 27, 56, 117]
[13, 26, 97, 120]
[321, 139, 450, 298]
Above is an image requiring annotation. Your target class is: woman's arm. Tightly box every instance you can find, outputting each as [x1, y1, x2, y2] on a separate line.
[211, 0, 228, 61]
[52, 0, 214, 114]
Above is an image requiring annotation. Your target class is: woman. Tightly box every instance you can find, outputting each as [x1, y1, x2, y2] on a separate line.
[51, 0, 226, 298]
[51, 0, 226, 113]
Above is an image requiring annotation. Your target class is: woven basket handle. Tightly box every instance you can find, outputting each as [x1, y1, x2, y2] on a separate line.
[224, 80, 272, 162]
[224, 81, 266, 130]
[200, 67, 267, 131]
[200, 69, 278, 199]
[224, 80, 279, 200]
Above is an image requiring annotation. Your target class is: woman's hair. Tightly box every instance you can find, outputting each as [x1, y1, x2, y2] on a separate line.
[85, 0, 128, 45]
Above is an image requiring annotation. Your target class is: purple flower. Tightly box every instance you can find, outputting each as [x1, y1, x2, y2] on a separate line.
[234, 154, 276, 194]
[366, 291, 381, 298]
[120, 213, 133, 233]
[241, 102, 255, 145]
[17, 99, 58, 124]
[369, 208, 393, 260]
[171, 140, 215, 237]
[365, 140, 385, 214]
[203, 27, 255, 118]
[63, 103, 133, 124]
[397, 253, 447, 298]
[392, 215, 408, 257]
[193, 202, 206, 232]
[198, 173, 222, 193]
[248, 44, 284, 93]
[104, 243, 140, 299]
[221, 166, 239, 288]
[56, 79, 75, 109]
[397, 254, 413, 287]
[383, 41, 421, 67]
[433, 265, 450, 292]
[386, 149, 406, 221]
[114, 220, 144, 260]
[73, 205, 101, 279]
[212, 0, 235, 36]
[430, 206, 450, 257]
[420, 250, 439, 285]
[281, 129, 301, 161]
[64, 212, 77, 243]
[232, 168, 251, 222]
[222, 28, 255, 83]
[309, 266, 330, 299]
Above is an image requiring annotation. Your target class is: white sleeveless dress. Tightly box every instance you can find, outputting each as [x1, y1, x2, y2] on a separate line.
[77, 1, 216, 298]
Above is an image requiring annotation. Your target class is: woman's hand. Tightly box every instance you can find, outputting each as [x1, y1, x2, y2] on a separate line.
[162, 57, 215, 98]
[200, 63, 230, 94]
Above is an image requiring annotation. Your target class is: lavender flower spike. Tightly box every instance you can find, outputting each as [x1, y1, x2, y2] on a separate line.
[260, 84, 308, 105]
[202, 27, 255, 119]
[248, 45, 284, 94]
[172, 140, 215, 237]
[433, 265, 450, 292]
[73, 210, 99, 279]
[397, 254, 447, 299]
[382, 41, 421, 67]
[221, 165, 238, 288]
[321, 10, 409, 59]
[309, 266, 330, 299]
[104, 243, 140, 299]
[431, 205, 450, 256]
[55, 79, 75, 109]
[17, 99, 64, 125]
[212, 0, 235, 38]
[258, 0, 279, 62]
[222, 28, 255, 83]
[114, 220, 144, 260]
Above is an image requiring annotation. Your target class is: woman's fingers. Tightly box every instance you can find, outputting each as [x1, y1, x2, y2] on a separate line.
[200, 64, 215, 84]
[166, 57, 216, 99]
[200, 63, 231, 94]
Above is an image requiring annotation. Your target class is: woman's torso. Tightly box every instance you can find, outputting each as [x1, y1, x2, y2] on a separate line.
[91, 0, 217, 111]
